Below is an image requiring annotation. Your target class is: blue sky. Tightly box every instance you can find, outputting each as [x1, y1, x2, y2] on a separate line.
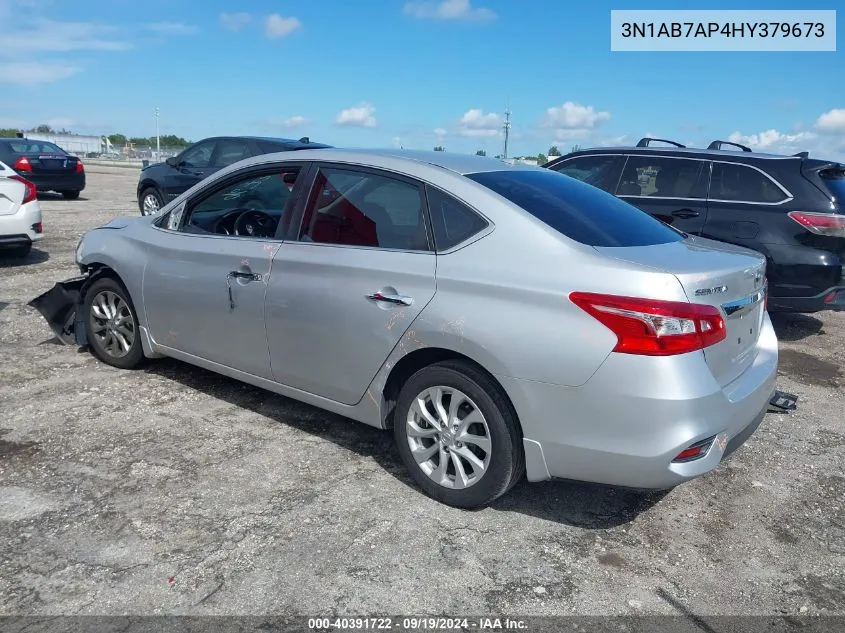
[0, 0, 843, 159]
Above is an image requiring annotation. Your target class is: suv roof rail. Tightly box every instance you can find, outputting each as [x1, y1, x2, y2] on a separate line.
[636, 137, 686, 148]
[298, 136, 310, 144]
[707, 140, 752, 152]
[793, 151, 809, 159]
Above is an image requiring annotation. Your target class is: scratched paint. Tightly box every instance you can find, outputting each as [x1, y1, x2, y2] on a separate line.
[366, 389, 379, 408]
[386, 310, 406, 331]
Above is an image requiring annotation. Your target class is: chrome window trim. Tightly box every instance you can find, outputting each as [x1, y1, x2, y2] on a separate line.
[556, 152, 793, 206]
[721, 288, 766, 317]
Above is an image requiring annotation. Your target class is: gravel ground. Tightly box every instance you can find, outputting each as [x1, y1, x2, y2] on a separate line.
[1, 166, 843, 617]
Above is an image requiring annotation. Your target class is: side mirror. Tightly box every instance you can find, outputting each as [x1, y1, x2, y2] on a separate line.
[165, 157, 178, 167]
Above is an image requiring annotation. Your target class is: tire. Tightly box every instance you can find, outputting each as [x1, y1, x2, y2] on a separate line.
[139, 187, 163, 216]
[83, 277, 145, 369]
[393, 360, 525, 509]
[61, 190, 80, 200]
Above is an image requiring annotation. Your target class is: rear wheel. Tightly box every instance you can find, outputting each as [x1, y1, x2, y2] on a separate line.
[83, 277, 145, 369]
[139, 187, 163, 215]
[393, 360, 524, 508]
[60, 190, 80, 200]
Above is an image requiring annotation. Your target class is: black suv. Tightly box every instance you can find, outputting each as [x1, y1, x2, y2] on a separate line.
[545, 138, 845, 313]
[136, 135, 330, 215]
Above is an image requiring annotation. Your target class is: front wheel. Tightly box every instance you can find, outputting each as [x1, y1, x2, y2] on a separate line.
[393, 360, 524, 508]
[139, 187, 163, 216]
[83, 277, 145, 369]
[60, 190, 80, 200]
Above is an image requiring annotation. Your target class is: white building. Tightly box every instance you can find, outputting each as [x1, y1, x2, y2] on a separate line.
[25, 133, 105, 155]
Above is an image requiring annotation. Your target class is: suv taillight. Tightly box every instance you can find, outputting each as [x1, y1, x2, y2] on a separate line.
[569, 292, 726, 356]
[788, 211, 845, 237]
[9, 174, 37, 204]
[13, 156, 32, 172]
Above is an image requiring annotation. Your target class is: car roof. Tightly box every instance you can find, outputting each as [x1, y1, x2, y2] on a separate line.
[194, 135, 331, 149]
[256, 147, 537, 175]
[576, 145, 802, 160]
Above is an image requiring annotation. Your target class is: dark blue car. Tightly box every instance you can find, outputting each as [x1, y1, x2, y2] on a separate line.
[136, 135, 330, 215]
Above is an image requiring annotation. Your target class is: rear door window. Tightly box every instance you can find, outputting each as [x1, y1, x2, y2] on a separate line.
[548, 154, 622, 192]
[820, 168, 845, 206]
[212, 140, 251, 168]
[426, 186, 489, 250]
[710, 162, 789, 203]
[616, 156, 708, 199]
[467, 169, 684, 247]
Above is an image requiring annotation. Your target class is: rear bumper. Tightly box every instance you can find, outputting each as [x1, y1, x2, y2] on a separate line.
[21, 171, 86, 193]
[0, 200, 44, 247]
[768, 286, 845, 313]
[500, 312, 779, 489]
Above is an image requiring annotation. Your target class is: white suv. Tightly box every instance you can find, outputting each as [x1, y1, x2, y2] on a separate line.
[0, 159, 43, 258]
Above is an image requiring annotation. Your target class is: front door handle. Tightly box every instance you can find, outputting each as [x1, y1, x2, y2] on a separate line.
[672, 209, 700, 219]
[228, 270, 262, 282]
[366, 291, 414, 306]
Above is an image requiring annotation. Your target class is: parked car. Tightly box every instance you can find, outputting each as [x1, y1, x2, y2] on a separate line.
[0, 137, 86, 200]
[31, 149, 777, 508]
[0, 160, 43, 257]
[544, 138, 845, 313]
[136, 135, 331, 215]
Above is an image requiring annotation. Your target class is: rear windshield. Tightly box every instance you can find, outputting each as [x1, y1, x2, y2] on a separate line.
[7, 141, 67, 155]
[820, 168, 845, 206]
[466, 169, 684, 247]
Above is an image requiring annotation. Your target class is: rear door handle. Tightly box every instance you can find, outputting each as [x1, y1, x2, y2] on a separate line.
[672, 209, 700, 219]
[366, 291, 414, 306]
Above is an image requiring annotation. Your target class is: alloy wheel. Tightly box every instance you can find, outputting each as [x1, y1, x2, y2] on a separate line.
[142, 194, 160, 215]
[89, 290, 136, 358]
[406, 386, 492, 489]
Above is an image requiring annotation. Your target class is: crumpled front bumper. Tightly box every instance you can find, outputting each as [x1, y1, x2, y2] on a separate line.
[27, 276, 87, 345]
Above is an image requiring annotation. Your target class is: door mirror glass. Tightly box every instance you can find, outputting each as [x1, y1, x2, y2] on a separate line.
[165, 156, 178, 167]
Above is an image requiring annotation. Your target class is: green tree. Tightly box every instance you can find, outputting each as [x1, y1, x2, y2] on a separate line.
[0, 128, 22, 137]
[547, 145, 561, 157]
[30, 124, 54, 134]
[433, 145, 445, 152]
[537, 153, 548, 164]
[108, 133, 127, 145]
[475, 149, 486, 156]
[570, 144, 582, 153]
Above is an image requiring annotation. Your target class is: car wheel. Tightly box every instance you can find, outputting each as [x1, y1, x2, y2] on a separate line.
[61, 190, 81, 200]
[83, 277, 145, 369]
[139, 187, 163, 216]
[393, 360, 525, 508]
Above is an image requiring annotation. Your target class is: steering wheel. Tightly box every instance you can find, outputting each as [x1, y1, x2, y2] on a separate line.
[234, 209, 276, 237]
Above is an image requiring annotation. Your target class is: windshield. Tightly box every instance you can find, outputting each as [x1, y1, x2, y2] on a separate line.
[466, 169, 684, 247]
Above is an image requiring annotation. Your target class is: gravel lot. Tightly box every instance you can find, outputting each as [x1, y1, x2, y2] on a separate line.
[1, 165, 843, 618]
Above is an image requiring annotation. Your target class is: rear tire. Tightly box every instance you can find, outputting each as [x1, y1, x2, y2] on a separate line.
[61, 190, 80, 200]
[139, 187, 163, 216]
[393, 360, 524, 508]
[83, 277, 145, 370]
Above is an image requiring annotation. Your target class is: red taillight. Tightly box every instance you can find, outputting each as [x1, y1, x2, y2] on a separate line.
[75, 160, 84, 173]
[788, 211, 845, 237]
[672, 436, 716, 463]
[9, 174, 37, 204]
[13, 156, 32, 172]
[569, 292, 726, 356]
[824, 291, 837, 304]
[32, 222, 43, 234]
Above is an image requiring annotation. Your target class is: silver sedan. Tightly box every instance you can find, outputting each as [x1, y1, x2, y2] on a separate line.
[31, 149, 778, 508]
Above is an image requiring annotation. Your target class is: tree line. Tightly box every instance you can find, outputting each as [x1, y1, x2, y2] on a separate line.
[0, 124, 191, 149]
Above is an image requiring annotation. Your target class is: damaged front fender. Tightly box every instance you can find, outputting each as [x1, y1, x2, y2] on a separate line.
[28, 275, 91, 346]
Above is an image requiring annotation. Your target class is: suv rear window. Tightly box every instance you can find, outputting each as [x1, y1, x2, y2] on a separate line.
[467, 169, 684, 247]
[820, 168, 845, 206]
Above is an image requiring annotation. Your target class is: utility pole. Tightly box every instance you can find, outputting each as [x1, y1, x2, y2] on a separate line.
[502, 104, 511, 160]
[155, 107, 160, 160]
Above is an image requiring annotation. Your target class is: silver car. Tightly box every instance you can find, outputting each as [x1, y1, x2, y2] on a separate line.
[31, 149, 778, 508]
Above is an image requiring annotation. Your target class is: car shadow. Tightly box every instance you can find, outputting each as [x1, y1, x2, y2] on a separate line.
[770, 312, 824, 342]
[36, 192, 89, 202]
[0, 248, 49, 267]
[143, 357, 664, 528]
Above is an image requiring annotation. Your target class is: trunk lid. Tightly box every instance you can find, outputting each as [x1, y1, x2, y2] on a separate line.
[28, 153, 78, 174]
[0, 176, 23, 216]
[594, 236, 768, 387]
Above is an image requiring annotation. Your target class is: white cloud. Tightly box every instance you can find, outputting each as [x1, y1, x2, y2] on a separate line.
[404, 0, 495, 22]
[543, 102, 611, 130]
[265, 14, 302, 39]
[220, 12, 251, 32]
[0, 61, 80, 85]
[434, 127, 447, 138]
[815, 108, 845, 134]
[0, 20, 130, 55]
[457, 108, 501, 137]
[144, 22, 199, 36]
[282, 115, 306, 129]
[726, 127, 845, 161]
[335, 102, 377, 128]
